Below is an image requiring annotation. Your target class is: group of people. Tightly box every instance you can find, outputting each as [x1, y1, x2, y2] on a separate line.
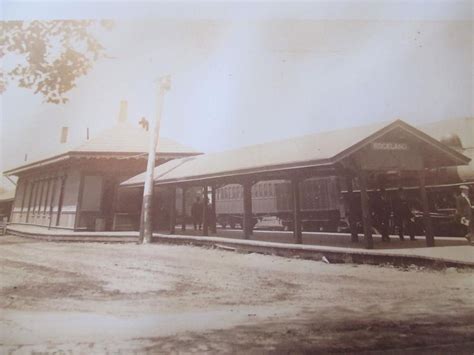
[369, 185, 472, 243]
[370, 187, 415, 242]
[190, 197, 215, 231]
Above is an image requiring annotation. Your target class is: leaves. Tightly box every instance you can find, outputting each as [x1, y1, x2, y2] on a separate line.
[0, 20, 112, 104]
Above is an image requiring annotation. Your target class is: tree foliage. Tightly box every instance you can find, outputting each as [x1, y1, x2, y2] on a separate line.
[0, 20, 113, 104]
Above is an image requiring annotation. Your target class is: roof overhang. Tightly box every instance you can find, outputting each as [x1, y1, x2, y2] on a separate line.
[3, 151, 202, 176]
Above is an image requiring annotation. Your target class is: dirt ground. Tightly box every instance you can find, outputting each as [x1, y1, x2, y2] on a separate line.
[0, 235, 473, 354]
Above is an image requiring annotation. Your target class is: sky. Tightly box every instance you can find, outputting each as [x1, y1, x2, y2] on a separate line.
[0, 0, 473, 189]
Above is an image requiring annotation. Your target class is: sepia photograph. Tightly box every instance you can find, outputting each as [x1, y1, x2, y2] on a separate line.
[0, 0, 473, 353]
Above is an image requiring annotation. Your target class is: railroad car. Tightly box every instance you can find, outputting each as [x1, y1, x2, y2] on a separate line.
[215, 176, 345, 232]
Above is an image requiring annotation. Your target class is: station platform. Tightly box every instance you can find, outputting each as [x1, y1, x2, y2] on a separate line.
[6, 224, 473, 269]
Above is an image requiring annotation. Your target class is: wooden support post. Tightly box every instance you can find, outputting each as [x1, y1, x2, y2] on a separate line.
[169, 187, 176, 235]
[358, 169, 374, 249]
[291, 177, 303, 244]
[346, 175, 359, 243]
[419, 170, 435, 247]
[242, 181, 253, 239]
[202, 185, 209, 236]
[181, 187, 186, 231]
[210, 186, 217, 234]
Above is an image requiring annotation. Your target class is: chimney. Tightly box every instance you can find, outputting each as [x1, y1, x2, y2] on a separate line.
[60, 126, 68, 144]
[118, 100, 128, 124]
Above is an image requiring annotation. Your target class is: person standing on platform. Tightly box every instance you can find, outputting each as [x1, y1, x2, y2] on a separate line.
[456, 185, 473, 243]
[372, 188, 391, 242]
[393, 188, 416, 241]
[191, 197, 203, 231]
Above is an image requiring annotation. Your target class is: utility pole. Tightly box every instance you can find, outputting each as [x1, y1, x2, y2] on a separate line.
[139, 75, 171, 244]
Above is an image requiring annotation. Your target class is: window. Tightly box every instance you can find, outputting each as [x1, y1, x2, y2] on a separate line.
[34, 181, 44, 213]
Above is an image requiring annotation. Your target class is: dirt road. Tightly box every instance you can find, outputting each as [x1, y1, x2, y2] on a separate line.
[1, 235, 473, 353]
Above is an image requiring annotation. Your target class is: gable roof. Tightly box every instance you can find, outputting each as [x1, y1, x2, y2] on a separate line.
[4, 122, 200, 176]
[121, 119, 470, 187]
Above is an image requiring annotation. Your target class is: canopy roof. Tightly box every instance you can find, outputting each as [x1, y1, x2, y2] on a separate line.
[4, 122, 200, 176]
[122, 119, 470, 188]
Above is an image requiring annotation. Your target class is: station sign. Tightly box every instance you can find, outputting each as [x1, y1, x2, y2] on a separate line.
[355, 138, 422, 171]
[371, 142, 409, 151]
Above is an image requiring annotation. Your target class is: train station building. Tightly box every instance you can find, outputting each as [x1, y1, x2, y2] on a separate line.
[3, 102, 200, 232]
[121, 119, 470, 249]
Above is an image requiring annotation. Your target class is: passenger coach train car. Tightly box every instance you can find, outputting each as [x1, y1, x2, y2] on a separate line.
[215, 176, 345, 232]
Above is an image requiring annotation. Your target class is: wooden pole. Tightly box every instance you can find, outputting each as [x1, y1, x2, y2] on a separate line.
[181, 187, 186, 231]
[346, 175, 359, 243]
[291, 177, 302, 244]
[139, 76, 171, 244]
[202, 185, 209, 236]
[358, 169, 374, 249]
[419, 170, 435, 247]
[243, 181, 253, 239]
[211, 185, 217, 234]
[169, 187, 176, 235]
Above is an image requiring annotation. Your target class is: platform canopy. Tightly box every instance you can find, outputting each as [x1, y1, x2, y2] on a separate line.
[122, 119, 470, 188]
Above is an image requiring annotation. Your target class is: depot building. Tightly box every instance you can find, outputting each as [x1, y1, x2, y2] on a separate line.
[3, 102, 200, 232]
